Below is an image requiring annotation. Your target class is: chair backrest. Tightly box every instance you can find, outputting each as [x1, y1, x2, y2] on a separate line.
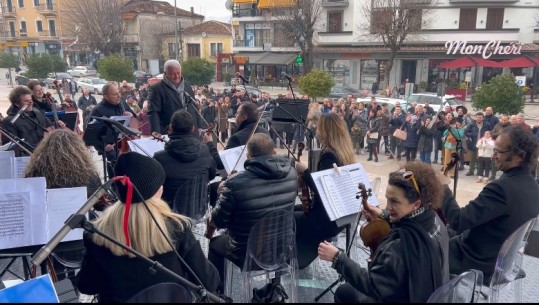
[427, 269, 483, 303]
[245, 208, 295, 271]
[172, 171, 209, 221]
[126, 282, 192, 303]
[489, 217, 537, 288]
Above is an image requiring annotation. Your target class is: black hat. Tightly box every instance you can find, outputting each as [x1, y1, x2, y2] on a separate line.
[455, 105, 468, 114]
[114, 152, 166, 203]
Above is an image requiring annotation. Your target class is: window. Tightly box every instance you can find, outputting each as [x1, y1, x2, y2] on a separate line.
[486, 8, 504, 30]
[187, 43, 200, 59]
[168, 43, 177, 58]
[8, 21, 15, 37]
[36, 20, 43, 32]
[20, 21, 27, 34]
[327, 11, 343, 32]
[406, 9, 422, 31]
[371, 9, 391, 34]
[210, 43, 223, 57]
[459, 8, 477, 30]
[18, 0, 24, 8]
[48, 19, 56, 36]
[33, 0, 39, 6]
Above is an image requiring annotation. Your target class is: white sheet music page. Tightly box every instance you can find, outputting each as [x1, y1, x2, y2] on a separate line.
[218, 145, 247, 175]
[46, 187, 86, 242]
[0, 158, 14, 180]
[311, 163, 379, 222]
[128, 138, 165, 157]
[13, 157, 30, 178]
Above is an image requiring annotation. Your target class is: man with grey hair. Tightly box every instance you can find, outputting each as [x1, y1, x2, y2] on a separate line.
[515, 113, 531, 132]
[147, 59, 200, 134]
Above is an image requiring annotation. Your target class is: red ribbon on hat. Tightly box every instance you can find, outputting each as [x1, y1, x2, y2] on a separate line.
[113, 175, 133, 251]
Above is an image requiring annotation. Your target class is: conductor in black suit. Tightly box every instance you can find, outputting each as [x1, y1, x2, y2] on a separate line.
[147, 59, 201, 134]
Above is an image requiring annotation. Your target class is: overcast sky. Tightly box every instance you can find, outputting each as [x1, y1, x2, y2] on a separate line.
[165, 0, 231, 22]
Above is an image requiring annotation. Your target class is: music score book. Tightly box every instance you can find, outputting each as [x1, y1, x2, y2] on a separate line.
[310, 163, 379, 226]
[218, 145, 248, 175]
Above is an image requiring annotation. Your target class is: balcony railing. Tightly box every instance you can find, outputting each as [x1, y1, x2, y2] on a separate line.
[232, 8, 262, 17]
[322, 0, 349, 7]
[234, 38, 272, 48]
[19, 30, 28, 37]
[124, 33, 139, 43]
[3, 6, 16, 17]
[38, 30, 57, 38]
[36, 2, 56, 15]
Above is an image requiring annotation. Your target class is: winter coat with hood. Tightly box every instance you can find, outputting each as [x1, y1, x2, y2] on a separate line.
[154, 133, 217, 205]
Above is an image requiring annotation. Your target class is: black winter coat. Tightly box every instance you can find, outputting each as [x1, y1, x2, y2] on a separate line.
[417, 124, 434, 152]
[210, 155, 297, 264]
[1, 106, 53, 152]
[225, 120, 269, 150]
[154, 133, 216, 205]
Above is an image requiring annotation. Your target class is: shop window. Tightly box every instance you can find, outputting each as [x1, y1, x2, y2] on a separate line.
[459, 8, 477, 30]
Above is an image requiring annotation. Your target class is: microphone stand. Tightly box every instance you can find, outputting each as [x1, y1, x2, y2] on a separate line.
[22, 112, 49, 133]
[0, 126, 34, 155]
[184, 93, 226, 149]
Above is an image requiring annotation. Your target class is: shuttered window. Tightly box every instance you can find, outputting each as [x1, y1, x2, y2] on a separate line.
[486, 8, 504, 30]
[459, 8, 477, 30]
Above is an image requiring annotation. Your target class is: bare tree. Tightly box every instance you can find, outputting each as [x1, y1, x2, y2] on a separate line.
[274, 0, 324, 74]
[359, 0, 435, 86]
[61, 0, 125, 55]
[139, 18, 175, 63]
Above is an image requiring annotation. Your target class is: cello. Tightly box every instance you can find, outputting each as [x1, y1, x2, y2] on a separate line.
[358, 183, 391, 259]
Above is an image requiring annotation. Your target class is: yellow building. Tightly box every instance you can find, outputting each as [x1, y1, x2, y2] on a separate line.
[0, 0, 62, 57]
[162, 20, 232, 63]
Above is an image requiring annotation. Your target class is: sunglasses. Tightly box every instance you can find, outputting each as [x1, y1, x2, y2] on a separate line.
[399, 169, 420, 196]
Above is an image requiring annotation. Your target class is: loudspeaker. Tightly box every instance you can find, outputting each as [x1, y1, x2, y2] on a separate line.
[271, 99, 310, 123]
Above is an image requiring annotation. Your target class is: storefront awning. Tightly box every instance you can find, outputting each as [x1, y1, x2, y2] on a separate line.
[498, 56, 539, 68]
[254, 53, 297, 65]
[235, 52, 270, 63]
[232, 0, 256, 3]
[438, 56, 501, 69]
[258, 0, 297, 9]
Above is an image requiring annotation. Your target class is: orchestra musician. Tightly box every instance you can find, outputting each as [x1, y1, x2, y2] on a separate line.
[294, 113, 356, 269]
[441, 126, 539, 280]
[1, 86, 66, 156]
[77, 152, 219, 302]
[318, 161, 449, 303]
[28, 80, 53, 113]
[154, 110, 217, 208]
[206, 133, 297, 293]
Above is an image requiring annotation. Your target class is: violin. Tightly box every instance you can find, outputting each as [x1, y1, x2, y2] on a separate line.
[297, 142, 311, 213]
[358, 183, 391, 259]
[44, 91, 60, 129]
[151, 132, 169, 144]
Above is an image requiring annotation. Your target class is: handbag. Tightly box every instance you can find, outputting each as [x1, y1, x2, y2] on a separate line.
[393, 122, 407, 141]
[251, 282, 289, 303]
[368, 132, 379, 139]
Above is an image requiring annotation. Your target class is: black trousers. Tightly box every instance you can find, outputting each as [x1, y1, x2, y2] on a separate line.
[208, 233, 244, 293]
[335, 283, 377, 303]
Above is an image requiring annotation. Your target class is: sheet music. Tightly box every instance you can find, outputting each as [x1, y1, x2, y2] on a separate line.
[128, 138, 165, 157]
[0, 192, 31, 249]
[110, 115, 131, 128]
[310, 163, 379, 222]
[46, 187, 86, 243]
[0, 158, 14, 179]
[12, 157, 30, 178]
[218, 145, 247, 175]
[0, 151, 15, 158]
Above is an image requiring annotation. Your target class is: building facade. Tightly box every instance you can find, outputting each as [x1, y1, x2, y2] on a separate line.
[0, 0, 62, 60]
[313, 0, 539, 92]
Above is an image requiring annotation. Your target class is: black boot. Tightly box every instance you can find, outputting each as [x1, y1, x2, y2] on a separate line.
[367, 146, 373, 161]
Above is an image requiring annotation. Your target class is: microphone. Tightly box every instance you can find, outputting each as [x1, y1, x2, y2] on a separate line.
[10, 104, 29, 124]
[235, 72, 249, 84]
[89, 116, 141, 136]
[281, 72, 293, 82]
[31, 179, 115, 266]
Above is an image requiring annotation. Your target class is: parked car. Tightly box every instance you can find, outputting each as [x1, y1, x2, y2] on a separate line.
[67, 66, 97, 78]
[45, 72, 73, 89]
[77, 77, 108, 95]
[133, 70, 153, 89]
[223, 85, 262, 98]
[14, 73, 46, 87]
[401, 93, 461, 114]
[356, 97, 409, 113]
[329, 86, 360, 99]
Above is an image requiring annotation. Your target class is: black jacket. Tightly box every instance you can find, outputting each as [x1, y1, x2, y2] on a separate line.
[32, 95, 53, 113]
[154, 133, 216, 205]
[225, 120, 269, 150]
[1, 106, 53, 153]
[147, 79, 199, 134]
[77, 94, 98, 113]
[210, 155, 297, 264]
[442, 167, 539, 279]
[77, 221, 220, 303]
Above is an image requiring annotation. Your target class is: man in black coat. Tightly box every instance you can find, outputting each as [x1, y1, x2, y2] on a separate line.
[154, 110, 216, 215]
[225, 102, 269, 149]
[206, 133, 297, 292]
[442, 126, 539, 280]
[147, 59, 201, 134]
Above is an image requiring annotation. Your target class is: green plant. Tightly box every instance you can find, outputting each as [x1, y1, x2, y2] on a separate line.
[418, 81, 428, 89]
[97, 54, 134, 82]
[0, 52, 19, 69]
[182, 58, 215, 86]
[459, 82, 468, 90]
[298, 69, 334, 102]
[24, 53, 66, 78]
[471, 73, 524, 115]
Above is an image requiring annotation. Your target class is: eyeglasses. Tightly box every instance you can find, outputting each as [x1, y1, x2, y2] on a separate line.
[399, 169, 420, 196]
[493, 148, 511, 154]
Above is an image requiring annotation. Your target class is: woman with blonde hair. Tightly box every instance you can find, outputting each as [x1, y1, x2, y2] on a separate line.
[77, 152, 219, 302]
[295, 113, 356, 269]
[25, 129, 101, 198]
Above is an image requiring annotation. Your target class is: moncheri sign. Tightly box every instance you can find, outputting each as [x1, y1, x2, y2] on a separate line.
[445, 40, 522, 59]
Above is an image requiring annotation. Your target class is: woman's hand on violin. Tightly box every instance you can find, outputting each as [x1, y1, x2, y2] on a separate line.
[362, 204, 383, 222]
[295, 162, 308, 174]
[318, 241, 339, 262]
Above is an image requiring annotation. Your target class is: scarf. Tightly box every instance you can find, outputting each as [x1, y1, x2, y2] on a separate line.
[163, 77, 186, 107]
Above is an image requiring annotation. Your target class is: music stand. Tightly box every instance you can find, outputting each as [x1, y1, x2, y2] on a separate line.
[45, 111, 78, 131]
[83, 122, 119, 182]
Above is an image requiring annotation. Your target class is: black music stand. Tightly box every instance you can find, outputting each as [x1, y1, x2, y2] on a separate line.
[45, 111, 78, 131]
[83, 121, 119, 182]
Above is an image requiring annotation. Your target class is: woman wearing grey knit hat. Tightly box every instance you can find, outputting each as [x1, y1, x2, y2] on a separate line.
[76, 152, 220, 302]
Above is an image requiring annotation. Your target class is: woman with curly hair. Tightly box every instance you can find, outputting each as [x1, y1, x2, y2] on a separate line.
[318, 161, 449, 303]
[295, 113, 356, 269]
[25, 129, 102, 198]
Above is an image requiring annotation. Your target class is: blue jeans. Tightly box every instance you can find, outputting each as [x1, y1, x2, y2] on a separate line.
[419, 151, 431, 164]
